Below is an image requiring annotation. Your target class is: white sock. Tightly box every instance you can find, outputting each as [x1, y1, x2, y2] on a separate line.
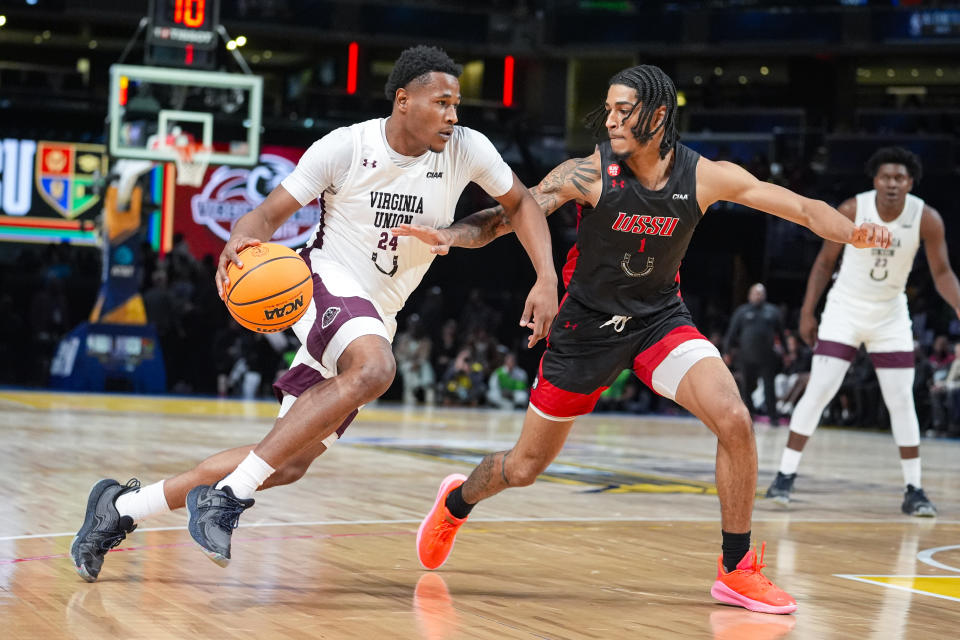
[901, 458, 921, 488]
[115, 480, 170, 523]
[216, 451, 275, 500]
[779, 447, 803, 475]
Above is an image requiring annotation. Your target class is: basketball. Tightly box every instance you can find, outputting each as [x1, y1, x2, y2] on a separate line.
[224, 243, 313, 333]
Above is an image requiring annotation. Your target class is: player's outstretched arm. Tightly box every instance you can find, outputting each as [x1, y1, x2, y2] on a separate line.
[921, 205, 960, 319]
[215, 185, 303, 298]
[696, 158, 891, 250]
[391, 153, 602, 255]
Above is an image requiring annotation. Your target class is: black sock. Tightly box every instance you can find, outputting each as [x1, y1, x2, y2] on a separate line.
[444, 485, 475, 519]
[722, 530, 751, 572]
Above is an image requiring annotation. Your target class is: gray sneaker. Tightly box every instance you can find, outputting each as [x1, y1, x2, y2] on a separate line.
[186, 484, 254, 567]
[765, 472, 796, 506]
[70, 478, 140, 582]
[902, 485, 937, 517]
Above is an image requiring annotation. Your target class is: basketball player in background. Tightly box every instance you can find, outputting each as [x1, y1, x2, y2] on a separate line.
[766, 147, 960, 515]
[396, 64, 889, 614]
[70, 45, 557, 581]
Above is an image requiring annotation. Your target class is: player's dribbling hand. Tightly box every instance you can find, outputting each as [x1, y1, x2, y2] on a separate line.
[798, 312, 818, 347]
[216, 236, 262, 300]
[520, 278, 558, 348]
[391, 224, 453, 255]
[849, 223, 891, 249]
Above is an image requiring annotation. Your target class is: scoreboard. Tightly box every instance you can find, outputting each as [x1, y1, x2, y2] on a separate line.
[145, 0, 222, 69]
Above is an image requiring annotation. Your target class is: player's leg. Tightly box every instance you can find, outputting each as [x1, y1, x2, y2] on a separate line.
[630, 323, 794, 613]
[761, 359, 779, 424]
[738, 360, 760, 419]
[767, 301, 860, 503]
[416, 297, 616, 570]
[186, 324, 394, 566]
[866, 307, 936, 516]
[668, 346, 797, 614]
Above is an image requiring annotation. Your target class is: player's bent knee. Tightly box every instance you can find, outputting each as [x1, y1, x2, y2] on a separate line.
[714, 402, 753, 442]
[345, 351, 396, 400]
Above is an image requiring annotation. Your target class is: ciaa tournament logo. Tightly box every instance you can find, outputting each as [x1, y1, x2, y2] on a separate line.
[190, 154, 323, 247]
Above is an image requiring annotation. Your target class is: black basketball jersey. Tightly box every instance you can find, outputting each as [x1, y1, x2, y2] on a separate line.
[563, 141, 703, 317]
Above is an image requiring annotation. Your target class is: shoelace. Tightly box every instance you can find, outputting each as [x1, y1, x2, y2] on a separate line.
[92, 529, 131, 553]
[600, 315, 632, 332]
[432, 519, 460, 544]
[746, 542, 775, 590]
[211, 494, 250, 532]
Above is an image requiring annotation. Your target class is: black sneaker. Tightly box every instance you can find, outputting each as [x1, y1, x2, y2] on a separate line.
[902, 485, 937, 517]
[186, 484, 254, 567]
[70, 478, 140, 582]
[765, 472, 796, 506]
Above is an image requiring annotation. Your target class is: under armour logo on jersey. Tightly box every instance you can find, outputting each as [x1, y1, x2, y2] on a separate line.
[321, 306, 341, 329]
[362, 159, 377, 168]
[563, 321, 578, 330]
[611, 179, 625, 189]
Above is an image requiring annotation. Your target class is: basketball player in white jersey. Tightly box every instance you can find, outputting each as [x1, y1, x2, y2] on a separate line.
[69, 45, 557, 581]
[767, 147, 960, 516]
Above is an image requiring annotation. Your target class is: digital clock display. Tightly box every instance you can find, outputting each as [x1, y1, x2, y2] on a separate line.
[148, 0, 220, 49]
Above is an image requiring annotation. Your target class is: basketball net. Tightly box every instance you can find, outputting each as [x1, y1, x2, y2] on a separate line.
[150, 132, 212, 187]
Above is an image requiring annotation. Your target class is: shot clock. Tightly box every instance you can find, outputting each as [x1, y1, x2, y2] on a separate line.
[145, 0, 222, 69]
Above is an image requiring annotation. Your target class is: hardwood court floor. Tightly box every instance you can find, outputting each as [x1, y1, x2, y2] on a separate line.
[1, 390, 958, 639]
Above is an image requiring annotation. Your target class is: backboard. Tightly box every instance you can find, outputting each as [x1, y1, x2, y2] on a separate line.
[108, 64, 263, 167]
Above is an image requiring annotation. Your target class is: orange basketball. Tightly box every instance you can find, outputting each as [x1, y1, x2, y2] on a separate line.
[224, 243, 313, 333]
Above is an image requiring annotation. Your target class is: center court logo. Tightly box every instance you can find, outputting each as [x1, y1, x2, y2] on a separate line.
[191, 154, 324, 247]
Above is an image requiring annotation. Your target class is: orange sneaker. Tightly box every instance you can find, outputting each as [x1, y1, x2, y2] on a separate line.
[417, 473, 468, 570]
[711, 542, 797, 614]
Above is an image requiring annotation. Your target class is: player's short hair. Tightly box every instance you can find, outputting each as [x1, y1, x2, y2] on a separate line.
[866, 146, 922, 183]
[585, 64, 679, 159]
[384, 45, 462, 101]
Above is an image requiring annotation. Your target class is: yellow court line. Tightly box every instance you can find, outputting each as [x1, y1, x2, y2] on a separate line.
[835, 574, 960, 602]
[0, 390, 455, 425]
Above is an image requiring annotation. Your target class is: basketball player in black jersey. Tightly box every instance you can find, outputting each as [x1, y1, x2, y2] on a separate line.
[397, 64, 889, 614]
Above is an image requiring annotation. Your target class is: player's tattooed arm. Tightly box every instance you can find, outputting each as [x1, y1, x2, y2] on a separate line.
[391, 154, 601, 253]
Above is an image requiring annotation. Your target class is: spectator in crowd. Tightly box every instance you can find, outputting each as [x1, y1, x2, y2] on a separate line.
[395, 314, 437, 405]
[441, 348, 487, 406]
[931, 341, 960, 437]
[724, 283, 785, 424]
[431, 319, 460, 379]
[486, 351, 529, 409]
[775, 333, 812, 416]
[930, 335, 955, 370]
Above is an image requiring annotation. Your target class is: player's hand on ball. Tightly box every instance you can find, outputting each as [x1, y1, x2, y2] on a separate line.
[520, 277, 558, 348]
[391, 224, 452, 255]
[850, 223, 891, 249]
[216, 236, 262, 299]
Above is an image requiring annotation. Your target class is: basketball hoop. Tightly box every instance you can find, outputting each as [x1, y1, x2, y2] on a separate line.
[149, 132, 212, 187]
[170, 142, 212, 187]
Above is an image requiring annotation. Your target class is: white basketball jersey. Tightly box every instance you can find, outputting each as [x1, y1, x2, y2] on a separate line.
[285, 119, 512, 322]
[828, 190, 923, 304]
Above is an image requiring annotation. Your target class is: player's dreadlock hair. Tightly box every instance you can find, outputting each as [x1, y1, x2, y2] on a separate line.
[866, 146, 922, 183]
[584, 64, 679, 159]
[384, 45, 462, 101]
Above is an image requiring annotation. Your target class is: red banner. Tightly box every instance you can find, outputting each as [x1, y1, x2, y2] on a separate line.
[172, 145, 321, 260]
